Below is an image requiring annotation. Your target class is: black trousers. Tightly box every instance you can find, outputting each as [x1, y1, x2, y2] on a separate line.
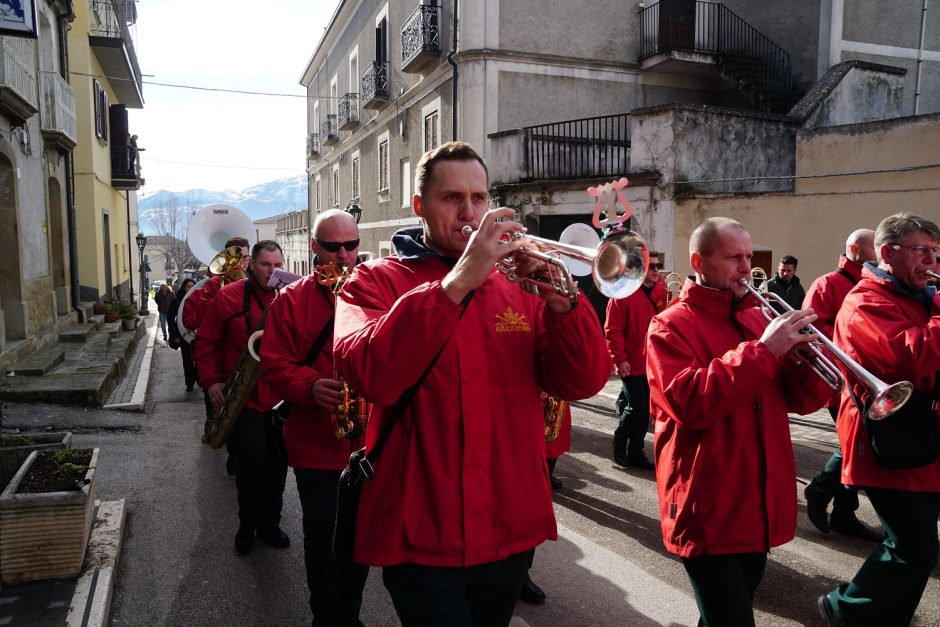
[383, 552, 529, 627]
[615, 375, 651, 455]
[294, 468, 369, 627]
[681, 552, 767, 627]
[229, 407, 287, 531]
[180, 341, 198, 388]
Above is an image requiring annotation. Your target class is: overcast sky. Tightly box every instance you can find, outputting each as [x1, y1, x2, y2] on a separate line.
[130, 0, 336, 195]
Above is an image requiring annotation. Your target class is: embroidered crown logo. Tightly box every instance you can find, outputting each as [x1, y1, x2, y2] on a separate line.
[495, 307, 532, 333]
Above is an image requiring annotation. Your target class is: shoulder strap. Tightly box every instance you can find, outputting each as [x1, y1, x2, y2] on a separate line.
[305, 315, 334, 366]
[836, 268, 858, 286]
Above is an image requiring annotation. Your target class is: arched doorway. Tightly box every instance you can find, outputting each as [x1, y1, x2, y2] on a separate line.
[0, 154, 24, 341]
[48, 177, 68, 315]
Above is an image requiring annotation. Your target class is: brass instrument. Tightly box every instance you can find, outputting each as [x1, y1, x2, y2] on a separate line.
[316, 262, 369, 440]
[927, 269, 940, 281]
[210, 246, 248, 284]
[665, 272, 683, 305]
[542, 392, 568, 443]
[750, 267, 769, 293]
[740, 278, 913, 421]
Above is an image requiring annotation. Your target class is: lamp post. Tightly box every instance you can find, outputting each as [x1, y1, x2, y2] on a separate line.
[344, 202, 362, 224]
[136, 232, 149, 315]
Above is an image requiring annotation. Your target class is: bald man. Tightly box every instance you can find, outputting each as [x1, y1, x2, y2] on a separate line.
[646, 217, 831, 626]
[260, 208, 369, 626]
[802, 228, 883, 542]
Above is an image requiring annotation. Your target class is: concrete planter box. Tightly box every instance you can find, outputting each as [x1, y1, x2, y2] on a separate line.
[0, 447, 99, 585]
[0, 432, 72, 493]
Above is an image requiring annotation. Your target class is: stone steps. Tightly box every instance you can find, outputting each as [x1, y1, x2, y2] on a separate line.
[7, 346, 65, 376]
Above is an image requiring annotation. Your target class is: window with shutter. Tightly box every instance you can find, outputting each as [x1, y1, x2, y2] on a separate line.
[424, 111, 439, 151]
[378, 140, 389, 191]
[351, 156, 360, 200]
[315, 178, 321, 211]
[332, 167, 340, 206]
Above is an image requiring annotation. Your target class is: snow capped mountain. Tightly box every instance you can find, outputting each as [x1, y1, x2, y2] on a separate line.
[138, 175, 308, 234]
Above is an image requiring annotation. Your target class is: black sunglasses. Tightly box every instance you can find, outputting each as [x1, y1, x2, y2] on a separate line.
[316, 238, 359, 252]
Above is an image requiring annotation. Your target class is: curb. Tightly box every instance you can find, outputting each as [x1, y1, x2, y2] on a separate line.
[103, 316, 157, 412]
[66, 499, 126, 627]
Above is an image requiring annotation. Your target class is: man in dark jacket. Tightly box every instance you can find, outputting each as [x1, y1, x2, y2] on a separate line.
[168, 278, 198, 392]
[765, 254, 805, 312]
[154, 283, 175, 341]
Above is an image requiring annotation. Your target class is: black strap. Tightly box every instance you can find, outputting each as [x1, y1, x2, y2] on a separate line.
[306, 315, 334, 367]
[836, 268, 858, 286]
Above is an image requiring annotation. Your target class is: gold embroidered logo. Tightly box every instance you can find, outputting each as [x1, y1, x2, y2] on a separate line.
[495, 307, 532, 333]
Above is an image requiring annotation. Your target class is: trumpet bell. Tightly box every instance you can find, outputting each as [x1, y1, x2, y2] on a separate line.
[594, 230, 649, 299]
[868, 381, 914, 421]
[558, 223, 600, 277]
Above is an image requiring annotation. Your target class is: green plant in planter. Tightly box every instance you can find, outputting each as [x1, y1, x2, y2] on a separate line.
[17, 449, 92, 493]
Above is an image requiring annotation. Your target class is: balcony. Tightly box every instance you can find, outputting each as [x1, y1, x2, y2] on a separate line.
[89, 0, 143, 108]
[360, 61, 389, 110]
[0, 37, 38, 121]
[338, 93, 359, 130]
[40, 72, 77, 149]
[306, 133, 320, 159]
[320, 115, 338, 145]
[110, 140, 142, 190]
[401, 4, 441, 73]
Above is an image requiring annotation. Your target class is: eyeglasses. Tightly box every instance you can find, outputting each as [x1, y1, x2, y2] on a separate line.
[648, 263, 662, 270]
[316, 238, 359, 252]
[889, 243, 940, 257]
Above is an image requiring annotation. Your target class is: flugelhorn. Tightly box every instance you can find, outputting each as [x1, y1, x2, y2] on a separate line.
[739, 278, 913, 420]
[315, 262, 369, 440]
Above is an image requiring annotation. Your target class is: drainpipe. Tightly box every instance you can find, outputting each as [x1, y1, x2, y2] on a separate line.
[914, 0, 928, 115]
[446, 0, 459, 139]
[125, 191, 134, 303]
[59, 2, 84, 321]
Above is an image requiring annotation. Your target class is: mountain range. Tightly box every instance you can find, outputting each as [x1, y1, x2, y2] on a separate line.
[138, 175, 309, 234]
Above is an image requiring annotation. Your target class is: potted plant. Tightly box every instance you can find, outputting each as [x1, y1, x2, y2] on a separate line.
[0, 431, 73, 493]
[115, 300, 138, 330]
[0, 448, 99, 584]
[103, 303, 120, 323]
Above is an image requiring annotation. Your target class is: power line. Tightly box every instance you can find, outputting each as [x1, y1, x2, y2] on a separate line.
[145, 156, 304, 172]
[68, 70, 339, 99]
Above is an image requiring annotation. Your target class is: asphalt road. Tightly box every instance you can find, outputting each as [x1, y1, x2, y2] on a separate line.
[5, 343, 938, 626]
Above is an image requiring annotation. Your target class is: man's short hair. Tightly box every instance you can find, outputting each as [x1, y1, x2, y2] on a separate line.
[251, 239, 282, 260]
[689, 217, 746, 256]
[313, 208, 358, 239]
[414, 141, 488, 199]
[874, 212, 940, 248]
[225, 236, 249, 249]
[779, 255, 798, 267]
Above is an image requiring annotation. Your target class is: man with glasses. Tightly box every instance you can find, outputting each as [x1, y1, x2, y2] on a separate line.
[819, 213, 940, 626]
[604, 252, 667, 469]
[261, 209, 369, 626]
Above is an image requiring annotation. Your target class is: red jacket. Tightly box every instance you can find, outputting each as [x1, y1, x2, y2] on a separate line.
[260, 275, 364, 470]
[834, 266, 940, 491]
[196, 277, 277, 412]
[182, 275, 223, 334]
[334, 245, 611, 568]
[605, 279, 667, 375]
[647, 279, 830, 558]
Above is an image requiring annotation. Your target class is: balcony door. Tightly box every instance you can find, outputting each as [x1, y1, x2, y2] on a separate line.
[659, 0, 696, 51]
[0, 154, 24, 340]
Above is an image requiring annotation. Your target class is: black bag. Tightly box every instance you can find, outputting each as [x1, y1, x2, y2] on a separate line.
[862, 390, 939, 469]
[333, 448, 372, 561]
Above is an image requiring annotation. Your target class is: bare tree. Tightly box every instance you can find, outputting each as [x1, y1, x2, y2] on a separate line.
[149, 193, 198, 283]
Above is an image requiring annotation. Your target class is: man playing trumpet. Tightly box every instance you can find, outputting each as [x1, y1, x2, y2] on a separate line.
[646, 217, 831, 626]
[260, 209, 369, 626]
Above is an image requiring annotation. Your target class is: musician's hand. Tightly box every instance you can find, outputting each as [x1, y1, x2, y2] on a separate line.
[312, 378, 344, 409]
[442, 207, 525, 304]
[509, 245, 573, 313]
[208, 383, 226, 410]
[615, 361, 630, 378]
[759, 308, 818, 359]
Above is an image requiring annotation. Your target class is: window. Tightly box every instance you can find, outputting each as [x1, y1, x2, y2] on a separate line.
[351, 152, 361, 200]
[349, 48, 359, 95]
[375, 5, 389, 65]
[93, 79, 108, 141]
[332, 166, 340, 206]
[378, 140, 389, 192]
[315, 176, 321, 211]
[400, 158, 411, 207]
[330, 75, 338, 116]
[424, 111, 439, 151]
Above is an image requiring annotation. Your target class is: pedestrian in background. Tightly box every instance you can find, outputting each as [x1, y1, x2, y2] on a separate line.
[168, 278, 198, 392]
[766, 254, 805, 311]
[154, 283, 174, 341]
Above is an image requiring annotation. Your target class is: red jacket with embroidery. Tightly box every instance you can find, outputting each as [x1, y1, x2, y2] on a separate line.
[834, 267, 940, 491]
[647, 279, 830, 558]
[605, 279, 667, 375]
[182, 275, 223, 334]
[334, 252, 611, 568]
[260, 274, 364, 470]
[196, 277, 277, 412]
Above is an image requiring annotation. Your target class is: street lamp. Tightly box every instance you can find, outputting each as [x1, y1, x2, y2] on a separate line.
[344, 202, 362, 224]
[135, 232, 149, 315]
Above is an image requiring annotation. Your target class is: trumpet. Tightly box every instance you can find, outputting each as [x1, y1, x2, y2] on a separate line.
[210, 245, 248, 284]
[750, 267, 768, 293]
[665, 272, 683, 305]
[927, 269, 940, 281]
[460, 221, 648, 303]
[739, 278, 913, 420]
[315, 262, 369, 440]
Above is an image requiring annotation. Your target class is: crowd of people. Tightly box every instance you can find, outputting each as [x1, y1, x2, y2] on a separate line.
[166, 140, 939, 627]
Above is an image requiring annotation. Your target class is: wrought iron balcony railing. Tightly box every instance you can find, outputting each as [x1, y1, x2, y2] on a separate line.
[401, 4, 441, 73]
[306, 133, 320, 158]
[360, 61, 389, 110]
[320, 115, 338, 145]
[40, 71, 78, 149]
[111, 141, 142, 190]
[338, 93, 359, 130]
[523, 113, 630, 181]
[89, 0, 143, 107]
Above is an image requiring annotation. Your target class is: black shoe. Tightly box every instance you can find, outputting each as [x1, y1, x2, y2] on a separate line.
[257, 526, 291, 549]
[829, 512, 883, 543]
[613, 452, 629, 467]
[519, 576, 546, 605]
[226, 454, 237, 476]
[817, 594, 837, 626]
[627, 453, 655, 470]
[550, 475, 562, 490]
[235, 527, 255, 556]
[186, 385, 194, 392]
[804, 485, 831, 533]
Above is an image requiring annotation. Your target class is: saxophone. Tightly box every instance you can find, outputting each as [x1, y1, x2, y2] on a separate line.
[315, 262, 369, 440]
[202, 289, 273, 449]
[541, 391, 569, 443]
